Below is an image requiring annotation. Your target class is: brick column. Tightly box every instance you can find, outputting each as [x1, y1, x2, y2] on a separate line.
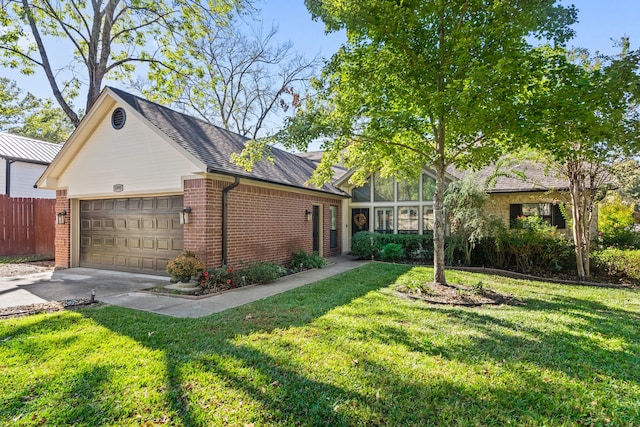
[54, 190, 71, 269]
[183, 178, 222, 268]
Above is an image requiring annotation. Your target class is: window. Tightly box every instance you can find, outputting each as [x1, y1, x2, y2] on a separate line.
[510, 203, 566, 229]
[398, 207, 419, 234]
[397, 179, 419, 201]
[352, 179, 371, 202]
[329, 206, 338, 248]
[422, 206, 434, 233]
[374, 173, 394, 202]
[422, 174, 436, 202]
[374, 207, 394, 233]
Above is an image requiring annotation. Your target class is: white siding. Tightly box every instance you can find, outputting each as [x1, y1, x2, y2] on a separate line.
[0, 159, 5, 195]
[58, 107, 201, 198]
[7, 161, 55, 198]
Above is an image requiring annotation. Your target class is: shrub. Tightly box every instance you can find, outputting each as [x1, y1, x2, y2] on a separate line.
[288, 250, 327, 272]
[591, 248, 640, 285]
[196, 265, 243, 290]
[240, 261, 286, 284]
[350, 232, 434, 261]
[475, 216, 574, 274]
[166, 251, 205, 282]
[380, 243, 404, 262]
[598, 194, 639, 248]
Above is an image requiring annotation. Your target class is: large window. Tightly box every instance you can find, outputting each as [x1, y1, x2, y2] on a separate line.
[397, 179, 419, 201]
[423, 206, 434, 232]
[352, 179, 371, 202]
[422, 174, 436, 202]
[329, 205, 338, 248]
[374, 173, 394, 202]
[398, 207, 419, 234]
[510, 203, 566, 229]
[374, 207, 394, 233]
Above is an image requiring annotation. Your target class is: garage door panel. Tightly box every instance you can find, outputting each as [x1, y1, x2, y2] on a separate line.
[80, 195, 184, 274]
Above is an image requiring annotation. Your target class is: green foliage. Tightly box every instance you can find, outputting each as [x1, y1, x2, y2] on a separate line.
[445, 174, 493, 265]
[380, 243, 404, 262]
[259, 0, 576, 285]
[598, 193, 639, 248]
[197, 265, 243, 290]
[591, 248, 640, 285]
[287, 250, 327, 272]
[0, 78, 73, 143]
[351, 232, 434, 262]
[475, 216, 574, 274]
[166, 251, 205, 282]
[0, 0, 241, 125]
[239, 261, 287, 285]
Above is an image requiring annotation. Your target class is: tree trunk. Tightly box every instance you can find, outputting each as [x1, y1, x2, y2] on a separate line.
[433, 133, 447, 285]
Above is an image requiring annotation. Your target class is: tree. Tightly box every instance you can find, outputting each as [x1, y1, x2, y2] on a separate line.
[527, 42, 640, 280]
[0, 77, 73, 142]
[237, 0, 576, 285]
[0, 0, 241, 126]
[141, 22, 319, 139]
[445, 174, 493, 266]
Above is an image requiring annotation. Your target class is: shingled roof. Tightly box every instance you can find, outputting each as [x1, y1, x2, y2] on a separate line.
[0, 132, 62, 164]
[448, 162, 570, 193]
[108, 87, 347, 197]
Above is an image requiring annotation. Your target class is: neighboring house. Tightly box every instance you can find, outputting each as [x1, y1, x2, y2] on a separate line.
[0, 132, 62, 198]
[37, 87, 348, 275]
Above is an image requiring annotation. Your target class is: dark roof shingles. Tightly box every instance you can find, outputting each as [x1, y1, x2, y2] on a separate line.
[109, 87, 346, 196]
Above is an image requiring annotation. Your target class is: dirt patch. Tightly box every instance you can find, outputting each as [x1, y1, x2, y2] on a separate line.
[0, 261, 55, 277]
[395, 281, 522, 307]
[0, 299, 99, 319]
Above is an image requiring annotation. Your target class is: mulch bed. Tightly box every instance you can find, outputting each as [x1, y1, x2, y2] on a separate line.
[0, 299, 100, 319]
[395, 281, 523, 307]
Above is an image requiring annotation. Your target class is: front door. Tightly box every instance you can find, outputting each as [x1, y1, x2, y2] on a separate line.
[351, 208, 369, 236]
[312, 205, 320, 253]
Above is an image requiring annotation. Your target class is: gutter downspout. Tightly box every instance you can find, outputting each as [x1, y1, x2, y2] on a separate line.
[221, 176, 240, 266]
[5, 159, 14, 196]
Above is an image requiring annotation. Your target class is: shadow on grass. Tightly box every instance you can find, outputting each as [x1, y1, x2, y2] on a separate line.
[3, 264, 640, 425]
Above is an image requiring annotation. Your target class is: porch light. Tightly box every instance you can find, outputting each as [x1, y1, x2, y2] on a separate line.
[180, 207, 192, 225]
[305, 209, 312, 222]
[56, 210, 67, 225]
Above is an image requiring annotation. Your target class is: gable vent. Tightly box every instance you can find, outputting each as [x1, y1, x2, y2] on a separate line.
[111, 107, 126, 129]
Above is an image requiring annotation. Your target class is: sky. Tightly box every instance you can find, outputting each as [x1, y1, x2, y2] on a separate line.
[2, 0, 640, 116]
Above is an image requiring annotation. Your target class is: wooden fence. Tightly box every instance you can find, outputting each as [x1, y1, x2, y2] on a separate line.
[0, 195, 55, 257]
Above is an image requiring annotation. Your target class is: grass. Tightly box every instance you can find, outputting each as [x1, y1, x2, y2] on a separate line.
[0, 254, 53, 264]
[1, 263, 639, 426]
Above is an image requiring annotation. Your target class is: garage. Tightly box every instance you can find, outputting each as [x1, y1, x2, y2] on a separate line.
[80, 195, 184, 274]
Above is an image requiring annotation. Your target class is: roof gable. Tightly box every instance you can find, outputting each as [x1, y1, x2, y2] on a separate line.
[108, 87, 347, 196]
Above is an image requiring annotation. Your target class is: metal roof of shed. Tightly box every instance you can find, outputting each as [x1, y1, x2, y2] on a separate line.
[0, 132, 62, 164]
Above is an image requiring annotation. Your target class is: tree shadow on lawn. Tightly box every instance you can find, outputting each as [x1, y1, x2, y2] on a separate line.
[4, 264, 640, 425]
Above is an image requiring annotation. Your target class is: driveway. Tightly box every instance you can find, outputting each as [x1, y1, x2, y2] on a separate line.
[0, 258, 368, 318]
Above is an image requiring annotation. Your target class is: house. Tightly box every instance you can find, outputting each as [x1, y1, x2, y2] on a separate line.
[37, 87, 348, 275]
[0, 132, 62, 198]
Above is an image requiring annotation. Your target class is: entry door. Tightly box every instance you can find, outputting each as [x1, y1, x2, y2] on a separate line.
[312, 205, 320, 253]
[351, 208, 370, 236]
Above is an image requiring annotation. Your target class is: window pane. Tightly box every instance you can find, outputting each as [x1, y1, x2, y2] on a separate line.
[330, 206, 338, 230]
[374, 173, 394, 202]
[352, 179, 371, 202]
[374, 207, 394, 233]
[398, 206, 419, 234]
[397, 179, 419, 201]
[423, 206, 434, 232]
[422, 174, 436, 202]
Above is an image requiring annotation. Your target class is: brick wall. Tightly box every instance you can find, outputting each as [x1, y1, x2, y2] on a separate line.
[184, 177, 343, 268]
[54, 189, 71, 269]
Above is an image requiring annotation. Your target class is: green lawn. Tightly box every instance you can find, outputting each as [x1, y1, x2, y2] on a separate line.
[1, 263, 639, 426]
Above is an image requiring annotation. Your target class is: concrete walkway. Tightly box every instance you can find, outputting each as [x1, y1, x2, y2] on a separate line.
[0, 257, 368, 318]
